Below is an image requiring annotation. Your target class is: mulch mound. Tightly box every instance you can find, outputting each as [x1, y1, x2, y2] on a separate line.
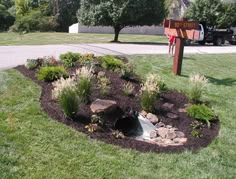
[15, 65, 220, 153]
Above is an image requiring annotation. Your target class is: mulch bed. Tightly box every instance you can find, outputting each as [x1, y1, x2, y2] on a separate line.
[15, 64, 220, 153]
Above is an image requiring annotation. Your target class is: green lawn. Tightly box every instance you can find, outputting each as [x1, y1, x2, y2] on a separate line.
[0, 32, 167, 45]
[0, 54, 236, 178]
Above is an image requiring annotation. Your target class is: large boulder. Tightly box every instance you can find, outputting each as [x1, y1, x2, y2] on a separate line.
[90, 99, 117, 113]
[90, 99, 123, 128]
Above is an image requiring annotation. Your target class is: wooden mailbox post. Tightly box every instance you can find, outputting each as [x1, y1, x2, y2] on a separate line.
[164, 19, 200, 75]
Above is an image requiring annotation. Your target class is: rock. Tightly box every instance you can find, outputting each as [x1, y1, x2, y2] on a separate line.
[146, 113, 159, 124]
[154, 137, 162, 142]
[173, 138, 187, 144]
[162, 103, 174, 110]
[178, 108, 186, 113]
[156, 127, 169, 138]
[90, 99, 117, 113]
[97, 71, 105, 77]
[155, 122, 165, 128]
[144, 139, 157, 144]
[162, 139, 174, 144]
[166, 125, 172, 129]
[166, 130, 177, 140]
[140, 110, 148, 117]
[150, 131, 157, 139]
[184, 103, 192, 107]
[168, 143, 182, 146]
[175, 131, 185, 138]
[167, 112, 178, 119]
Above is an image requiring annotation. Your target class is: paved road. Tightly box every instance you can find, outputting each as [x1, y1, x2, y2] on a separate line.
[0, 43, 236, 69]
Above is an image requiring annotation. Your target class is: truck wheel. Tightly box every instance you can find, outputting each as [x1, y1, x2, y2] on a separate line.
[214, 38, 222, 46]
[229, 41, 236, 45]
[198, 41, 206, 45]
[222, 39, 225, 45]
[185, 40, 191, 45]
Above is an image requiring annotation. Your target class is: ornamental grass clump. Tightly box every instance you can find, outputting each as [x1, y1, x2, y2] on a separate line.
[52, 76, 76, 99]
[123, 82, 134, 96]
[52, 77, 79, 119]
[97, 76, 111, 96]
[75, 66, 94, 103]
[189, 73, 208, 103]
[59, 88, 80, 119]
[140, 73, 163, 112]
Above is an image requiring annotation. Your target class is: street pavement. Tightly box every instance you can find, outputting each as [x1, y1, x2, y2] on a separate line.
[0, 43, 236, 69]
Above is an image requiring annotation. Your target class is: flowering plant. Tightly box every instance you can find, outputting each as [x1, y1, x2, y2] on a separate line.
[41, 56, 57, 67]
[25, 56, 57, 70]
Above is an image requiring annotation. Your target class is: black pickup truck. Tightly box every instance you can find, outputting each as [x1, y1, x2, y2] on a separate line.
[197, 22, 235, 46]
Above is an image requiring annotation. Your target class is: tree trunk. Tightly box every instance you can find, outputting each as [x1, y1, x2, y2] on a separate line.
[113, 26, 122, 42]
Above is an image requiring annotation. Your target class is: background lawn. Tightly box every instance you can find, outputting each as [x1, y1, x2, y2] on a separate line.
[0, 32, 167, 45]
[0, 54, 236, 178]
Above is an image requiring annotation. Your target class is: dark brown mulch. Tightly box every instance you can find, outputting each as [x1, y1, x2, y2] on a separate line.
[15, 65, 220, 153]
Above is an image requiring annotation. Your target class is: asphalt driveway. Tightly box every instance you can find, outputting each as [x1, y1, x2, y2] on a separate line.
[0, 43, 236, 69]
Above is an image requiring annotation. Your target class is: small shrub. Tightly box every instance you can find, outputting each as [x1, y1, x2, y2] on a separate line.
[91, 114, 104, 126]
[37, 66, 68, 82]
[191, 130, 203, 138]
[25, 59, 39, 70]
[97, 76, 111, 96]
[80, 53, 95, 65]
[140, 73, 163, 112]
[58, 88, 80, 119]
[99, 55, 124, 71]
[112, 130, 125, 139]
[186, 104, 215, 127]
[188, 73, 208, 103]
[85, 123, 102, 133]
[123, 82, 134, 96]
[75, 67, 93, 103]
[52, 76, 76, 99]
[117, 63, 135, 79]
[60, 52, 81, 67]
[190, 121, 204, 130]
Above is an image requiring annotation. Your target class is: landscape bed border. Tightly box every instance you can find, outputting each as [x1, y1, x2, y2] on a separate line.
[14, 54, 220, 153]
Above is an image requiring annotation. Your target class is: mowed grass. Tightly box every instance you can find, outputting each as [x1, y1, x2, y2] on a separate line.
[0, 54, 236, 178]
[0, 32, 167, 45]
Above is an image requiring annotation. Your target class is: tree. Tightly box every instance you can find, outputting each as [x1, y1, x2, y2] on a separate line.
[0, 0, 14, 9]
[217, 2, 236, 28]
[50, 0, 80, 32]
[15, 0, 31, 16]
[78, 0, 165, 42]
[184, 0, 224, 28]
[0, 4, 15, 31]
[184, 0, 236, 28]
